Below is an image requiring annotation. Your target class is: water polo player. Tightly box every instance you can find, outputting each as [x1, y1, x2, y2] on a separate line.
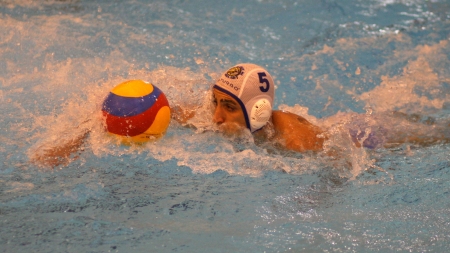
[208, 63, 325, 152]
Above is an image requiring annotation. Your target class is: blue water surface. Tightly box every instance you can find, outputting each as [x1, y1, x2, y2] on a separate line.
[1, 0, 450, 252]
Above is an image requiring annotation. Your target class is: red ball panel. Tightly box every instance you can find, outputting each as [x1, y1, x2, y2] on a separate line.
[103, 93, 169, 137]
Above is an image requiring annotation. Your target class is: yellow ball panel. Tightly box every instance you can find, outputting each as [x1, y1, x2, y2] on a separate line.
[143, 106, 171, 135]
[111, 80, 154, 98]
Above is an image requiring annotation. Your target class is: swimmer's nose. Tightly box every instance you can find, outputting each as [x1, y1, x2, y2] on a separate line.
[213, 107, 224, 125]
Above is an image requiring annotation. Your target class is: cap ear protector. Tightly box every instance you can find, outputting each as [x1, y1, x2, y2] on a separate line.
[249, 97, 272, 131]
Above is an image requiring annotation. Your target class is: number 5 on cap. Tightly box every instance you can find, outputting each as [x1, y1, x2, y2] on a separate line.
[258, 72, 270, 92]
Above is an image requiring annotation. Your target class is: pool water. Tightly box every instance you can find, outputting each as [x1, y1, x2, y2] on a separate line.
[1, 0, 450, 252]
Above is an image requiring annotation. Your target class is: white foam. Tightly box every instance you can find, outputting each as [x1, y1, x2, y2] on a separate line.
[358, 41, 450, 113]
[13, 10, 447, 179]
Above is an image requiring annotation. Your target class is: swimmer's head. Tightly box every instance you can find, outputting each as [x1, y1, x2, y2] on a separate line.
[213, 63, 275, 132]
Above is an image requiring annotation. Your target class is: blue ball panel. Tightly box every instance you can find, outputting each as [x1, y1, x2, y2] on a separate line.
[102, 87, 162, 117]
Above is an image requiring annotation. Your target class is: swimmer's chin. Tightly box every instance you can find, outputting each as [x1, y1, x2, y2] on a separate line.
[216, 123, 250, 137]
[195, 123, 250, 138]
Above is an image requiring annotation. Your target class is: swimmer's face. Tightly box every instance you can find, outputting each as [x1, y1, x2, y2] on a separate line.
[212, 88, 247, 134]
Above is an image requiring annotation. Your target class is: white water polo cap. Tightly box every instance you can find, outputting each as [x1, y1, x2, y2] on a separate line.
[213, 63, 275, 132]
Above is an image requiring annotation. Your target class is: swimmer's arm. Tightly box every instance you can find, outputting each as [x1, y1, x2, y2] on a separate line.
[30, 120, 91, 168]
[30, 131, 89, 168]
[384, 133, 450, 148]
[30, 131, 88, 168]
[384, 111, 450, 147]
[271, 110, 325, 152]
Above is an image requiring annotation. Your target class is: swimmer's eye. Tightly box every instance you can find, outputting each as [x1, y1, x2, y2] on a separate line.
[223, 102, 237, 112]
[213, 97, 239, 112]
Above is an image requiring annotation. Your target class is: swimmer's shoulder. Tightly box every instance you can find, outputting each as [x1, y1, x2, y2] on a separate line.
[271, 110, 311, 125]
[270, 110, 325, 152]
[271, 110, 322, 131]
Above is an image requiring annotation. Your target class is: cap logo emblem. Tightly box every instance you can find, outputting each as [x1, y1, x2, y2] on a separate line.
[225, 66, 244, 79]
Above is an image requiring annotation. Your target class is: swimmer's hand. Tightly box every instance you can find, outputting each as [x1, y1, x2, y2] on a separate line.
[171, 105, 196, 125]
